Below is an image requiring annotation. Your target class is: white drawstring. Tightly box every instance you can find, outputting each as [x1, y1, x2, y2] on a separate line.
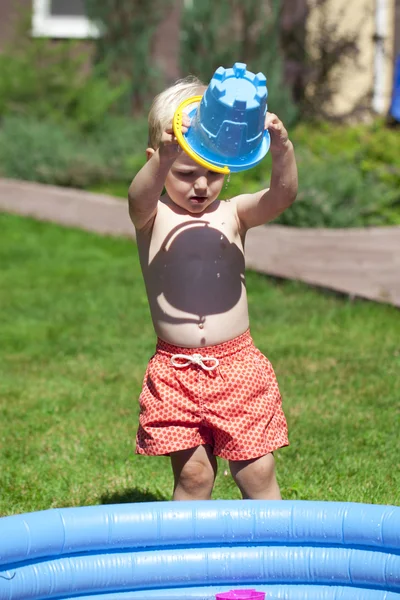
[170, 353, 219, 371]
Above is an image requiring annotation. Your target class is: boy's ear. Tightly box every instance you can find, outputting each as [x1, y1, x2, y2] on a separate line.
[146, 148, 155, 162]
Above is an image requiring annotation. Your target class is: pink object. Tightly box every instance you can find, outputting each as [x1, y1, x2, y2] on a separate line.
[215, 590, 265, 599]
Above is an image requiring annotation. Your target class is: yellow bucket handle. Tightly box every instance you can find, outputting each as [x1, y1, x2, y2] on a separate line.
[172, 96, 230, 175]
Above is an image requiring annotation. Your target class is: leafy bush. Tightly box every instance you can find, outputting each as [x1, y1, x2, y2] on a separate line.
[0, 116, 147, 188]
[0, 12, 128, 131]
[275, 148, 399, 227]
[84, 0, 171, 112]
[289, 120, 400, 225]
[292, 120, 400, 189]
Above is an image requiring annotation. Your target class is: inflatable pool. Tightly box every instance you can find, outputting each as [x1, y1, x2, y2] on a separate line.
[1, 500, 399, 599]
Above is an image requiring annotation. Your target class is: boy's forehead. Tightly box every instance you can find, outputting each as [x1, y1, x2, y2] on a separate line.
[175, 152, 199, 168]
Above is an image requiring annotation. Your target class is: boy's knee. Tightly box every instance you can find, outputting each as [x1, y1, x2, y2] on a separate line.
[171, 445, 217, 499]
[229, 453, 280, 499]
[178, 457, 215, 493]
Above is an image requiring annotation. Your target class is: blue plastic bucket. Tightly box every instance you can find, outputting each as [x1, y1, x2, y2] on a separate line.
[185, 63, 270, 172]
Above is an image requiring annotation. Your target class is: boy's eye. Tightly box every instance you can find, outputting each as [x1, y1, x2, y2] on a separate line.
[178, 171, 194, 176]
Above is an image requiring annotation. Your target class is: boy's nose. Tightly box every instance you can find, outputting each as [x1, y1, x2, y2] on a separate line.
[194, 176, 207, 191]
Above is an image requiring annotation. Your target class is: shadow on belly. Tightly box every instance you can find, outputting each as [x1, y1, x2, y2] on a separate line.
[147, 221, 246, 325]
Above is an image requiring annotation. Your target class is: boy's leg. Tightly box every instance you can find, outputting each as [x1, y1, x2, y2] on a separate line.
[229, 453, 281, 500]
[170, 444, 217, 500]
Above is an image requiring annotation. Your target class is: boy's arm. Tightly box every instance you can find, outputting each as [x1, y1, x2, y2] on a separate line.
[234, 113, 298, 232]
[128, 149, 174, 232]
[128, 116, 190, 232]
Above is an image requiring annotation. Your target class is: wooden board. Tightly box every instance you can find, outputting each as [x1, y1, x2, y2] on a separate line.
[246, 225, 400, 307]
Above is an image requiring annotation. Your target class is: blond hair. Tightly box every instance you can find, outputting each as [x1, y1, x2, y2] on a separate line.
[147, 76, 206, 149]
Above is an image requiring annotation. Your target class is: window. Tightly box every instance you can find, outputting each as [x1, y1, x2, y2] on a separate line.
[32, 0, 99, 38]
[50, 0, 86, 17]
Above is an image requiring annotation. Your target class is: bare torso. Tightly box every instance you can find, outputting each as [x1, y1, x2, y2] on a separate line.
[136, 197, 250, 348]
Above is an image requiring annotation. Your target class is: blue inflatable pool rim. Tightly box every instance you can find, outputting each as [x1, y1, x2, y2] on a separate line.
[0, 500, 399, 600]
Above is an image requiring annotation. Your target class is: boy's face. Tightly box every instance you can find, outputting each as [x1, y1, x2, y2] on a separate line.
[164, 152, 225, 214]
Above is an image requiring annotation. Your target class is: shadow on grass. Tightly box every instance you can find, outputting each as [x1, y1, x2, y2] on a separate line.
[100, 488, 169, 504]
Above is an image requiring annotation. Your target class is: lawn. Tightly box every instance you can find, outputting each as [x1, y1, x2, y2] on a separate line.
[0, 213, 399, 516]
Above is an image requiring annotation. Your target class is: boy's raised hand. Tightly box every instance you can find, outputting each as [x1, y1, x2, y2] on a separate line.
[265, 112, 291, 155]
[159, 114, 191, 160]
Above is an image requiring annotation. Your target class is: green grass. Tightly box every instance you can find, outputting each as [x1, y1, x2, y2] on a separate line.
[1, 213, 399, 516]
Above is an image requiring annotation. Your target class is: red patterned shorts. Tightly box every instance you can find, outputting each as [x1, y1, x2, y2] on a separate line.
[136, 330, 289, 461]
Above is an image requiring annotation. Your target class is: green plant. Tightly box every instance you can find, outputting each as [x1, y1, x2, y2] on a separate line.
[84, 0, 173, 112]
[292, 120, 400, 191]
[0, 116, 146, 188]
[0, 117, 105, 187]
[275, 148, 399, 227]
[0, 10, 127, 130]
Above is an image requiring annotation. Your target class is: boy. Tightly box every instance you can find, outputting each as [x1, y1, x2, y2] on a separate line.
[128, 75, 298, 501]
